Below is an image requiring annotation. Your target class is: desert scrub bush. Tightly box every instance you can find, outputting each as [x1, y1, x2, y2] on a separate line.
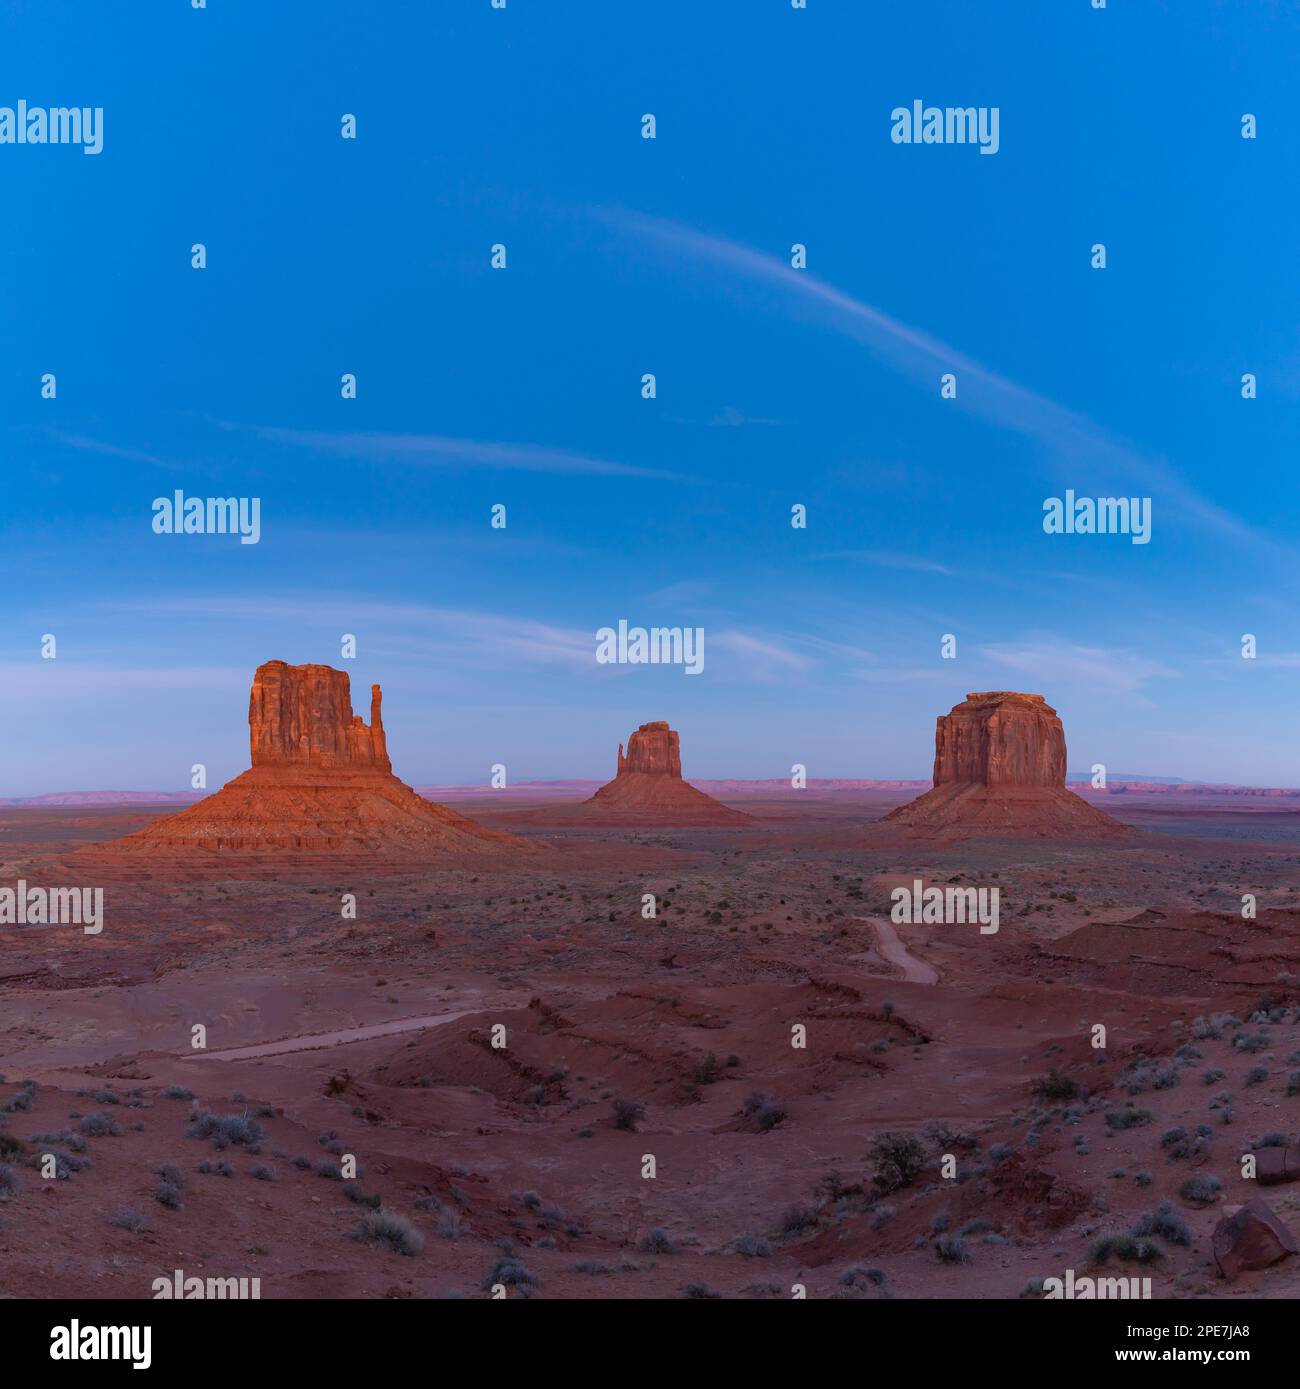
[186, 1111, 262, 1151]
[1131, 1201, 1191, 1246]
[640, 1227, 676, 1254]
[741, 1091, 787, 1131]
[110, 1208, 146, 1232]
[692, 1052, 722, 1086]
[1105, 1107, 1153, 1131]
[32, 1149, 89, 1179]
[1245, 1066, 1269, 1087]
[153, 1179, 183, 1210]
[29, 1130, 86, 1153]
[1121, 1059, 1178, 1095]
[251, 1165, 275, 1182]
[934, 1236, 970, 1264]
[1089, 1233, 1163, 1265]
[1288, 1072, 1300, 1097]
[78, 1111, 121, 1138]
[682, 1283, 722, 1299]
[611, 1098, 646, 1132]
[1233, 1031, 1270, 1054]
[355, 1209, 424, 1257]
[780, 1203, 818, 1236]
[0, 1163, 19, 1199]
[1201, 1069, 1226, 1086]
[839, 1265, 886, 1288]
[437, 1207, 463, 1240]
[1134, 1171, 1153, 1186]
[734, 1234, 772, 1258]
[161, 1086, 193, 1101]
[1033, 1069, 1082, 1103]
[1179, 1175, 1222, 1207]
[197, 1160, 234, 1178]
[868, 1132, 926, 1195]
[481, 1257, 538, 1294]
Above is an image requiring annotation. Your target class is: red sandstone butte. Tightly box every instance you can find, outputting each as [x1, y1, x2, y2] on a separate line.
[881, 692, 1132, 841]
[576, 721, 753, 825]
[109, 661, 524, 857]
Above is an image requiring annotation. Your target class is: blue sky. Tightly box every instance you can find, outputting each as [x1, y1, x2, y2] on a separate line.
[3, 0, 1300, 794]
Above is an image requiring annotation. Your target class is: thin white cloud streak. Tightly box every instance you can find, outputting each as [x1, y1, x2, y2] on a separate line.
[978, 640, 1177, 697]
[51, 433, 174, 469]
[100, 596, 815, 683]
[816, 548, 954, 576]
[107, 596, 598, 671]
[216, 422, 685, 482]
[711, 630, 810, 672]
[597, 209, 1269, 551]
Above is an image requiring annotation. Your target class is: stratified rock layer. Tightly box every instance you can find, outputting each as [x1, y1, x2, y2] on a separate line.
[882, 692, 1131, 841]
[110, 661, 523, 857]
[250, 661, 390, 771]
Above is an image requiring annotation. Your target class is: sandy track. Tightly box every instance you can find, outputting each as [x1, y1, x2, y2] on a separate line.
[183, 1009, 478, 1062]
[856, 916, 940, 985]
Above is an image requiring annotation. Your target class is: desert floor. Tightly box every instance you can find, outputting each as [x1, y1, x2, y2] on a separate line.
[3, 790, 1300, 1299]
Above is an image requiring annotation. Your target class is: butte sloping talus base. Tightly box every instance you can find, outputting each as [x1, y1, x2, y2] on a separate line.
[881, 691, 1133, 842]
[100, 660, 528, 860]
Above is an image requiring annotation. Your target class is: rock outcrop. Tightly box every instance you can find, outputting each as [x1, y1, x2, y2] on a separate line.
[881, 692, 1132, 841]
[108, 661, 524, 859]
[1212, 1199, 1297, 1280]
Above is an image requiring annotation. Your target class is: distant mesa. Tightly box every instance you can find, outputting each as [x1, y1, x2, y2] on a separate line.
[881, 692, 1133, 841]
[107, 660, 525, 857]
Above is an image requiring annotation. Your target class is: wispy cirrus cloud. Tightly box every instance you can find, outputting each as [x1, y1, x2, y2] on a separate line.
[106, 595, 598, 671]
[51, 433, 175, 470]
[711, 630, 810, 674]
[594, 208, 1271, 551]
[978, 639, 1177, 697]
[815, 548, 955, 576]
[215, 421, 685, 482]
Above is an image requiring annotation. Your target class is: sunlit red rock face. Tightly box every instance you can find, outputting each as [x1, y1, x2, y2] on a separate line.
[585, 721, 752, 825]
[108, 661, 524, 858]
[882, 692, 1132, 840]
[249, 662, 390, 772]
